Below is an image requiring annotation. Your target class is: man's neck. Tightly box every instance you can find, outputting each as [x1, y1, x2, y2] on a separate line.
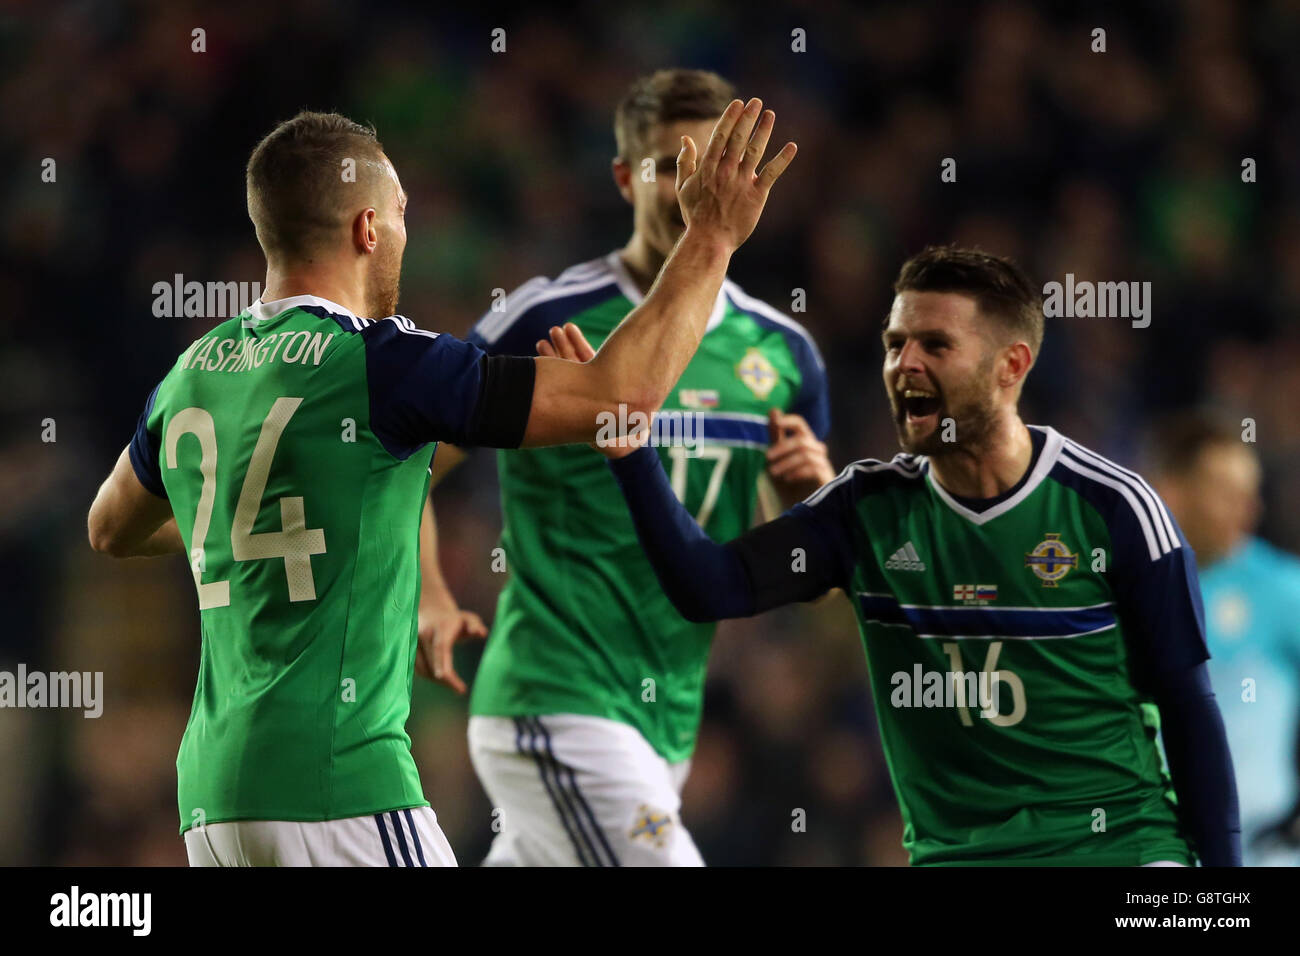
[619, 233, 669, 297]
[261, 266, 368, 318]
[928, 416, 1035, 500]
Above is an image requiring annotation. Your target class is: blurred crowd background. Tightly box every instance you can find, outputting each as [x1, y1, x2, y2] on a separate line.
[2, 0, 1299, 865]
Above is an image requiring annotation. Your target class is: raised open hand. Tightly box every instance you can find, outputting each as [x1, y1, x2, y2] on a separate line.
[675, 98, 797, 254]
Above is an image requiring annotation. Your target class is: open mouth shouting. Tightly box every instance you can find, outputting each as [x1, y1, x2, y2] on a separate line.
[898, 385, 942, 428]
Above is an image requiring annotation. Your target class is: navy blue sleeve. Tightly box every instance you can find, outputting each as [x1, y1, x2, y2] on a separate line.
[783, 468, 860, 588]
[608, 446, 755, 622]
[362, 320, 534, 456]
[1049, 456, 1237, 862]
[785, 330, 832, 440]
[127, 381, 167, 499]
[1101, 487, 1238, 865]
[608, 447, 853, 621]
[1148, 661, 1242, 866]
[1117, 541, 1211, 678]
[1060, 461, 1211, 677]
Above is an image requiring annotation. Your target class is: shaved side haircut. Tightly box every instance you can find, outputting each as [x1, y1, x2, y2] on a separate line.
[246, 111, 389, 262]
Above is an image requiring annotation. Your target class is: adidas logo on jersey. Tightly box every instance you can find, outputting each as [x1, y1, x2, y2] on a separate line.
[884, 542, 926, 571]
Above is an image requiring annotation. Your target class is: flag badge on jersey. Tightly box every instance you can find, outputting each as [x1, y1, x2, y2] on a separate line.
[678, 388, 720, 409]
[1024, 533, 1079, 587]
[953, 583, 998, 603]
[736, 348, 778, 400]
[628, 805, 674, 850]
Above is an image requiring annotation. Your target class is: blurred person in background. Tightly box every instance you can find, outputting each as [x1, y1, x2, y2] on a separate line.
[1152, 411, 1300, 866]
[418, 70, 832, 866]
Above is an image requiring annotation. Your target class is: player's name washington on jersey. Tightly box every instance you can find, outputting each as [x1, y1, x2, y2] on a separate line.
[611, 424, 1222, 864]
[466, 252, 831, 763]
[127, 294, 534, 831]
[172, 324, 336, 373]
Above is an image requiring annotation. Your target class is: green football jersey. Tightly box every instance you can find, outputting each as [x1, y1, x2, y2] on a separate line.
[793, 425, 1206, 864]
[129, 294, 525, 831]
[467, 253, 830, 762]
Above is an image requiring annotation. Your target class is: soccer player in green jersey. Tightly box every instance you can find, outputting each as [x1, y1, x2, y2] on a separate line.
[418, 70, 834, 866]
[590, 245, 1241, 866]
[85, 101, 798, 866]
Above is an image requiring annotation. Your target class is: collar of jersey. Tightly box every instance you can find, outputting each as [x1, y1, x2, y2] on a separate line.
[921, 425, 1064, 526]
[245, 294, 360, 325]
[605, 251, 728, 335]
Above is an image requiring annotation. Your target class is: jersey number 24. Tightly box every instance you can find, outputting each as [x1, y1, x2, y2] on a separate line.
[164, 397, 327, 609]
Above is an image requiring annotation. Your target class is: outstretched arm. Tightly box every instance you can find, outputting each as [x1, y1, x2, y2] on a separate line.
[609, 446, 758, 621]
[521, 98, 797, 447]
[608, 447, 851, 622]
[535, 322, 851, 623]
[360, 99, 795, 457]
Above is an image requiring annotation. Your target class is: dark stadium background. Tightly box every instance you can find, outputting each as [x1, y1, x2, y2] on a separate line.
[2, 0, 1298, 865]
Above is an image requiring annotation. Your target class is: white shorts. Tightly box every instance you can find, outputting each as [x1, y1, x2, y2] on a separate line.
[183, 806, 457, 867]
[468, 714, 703, 867]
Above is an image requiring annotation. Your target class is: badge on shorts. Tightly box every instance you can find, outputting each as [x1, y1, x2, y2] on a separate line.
[629, 805, 674, 849]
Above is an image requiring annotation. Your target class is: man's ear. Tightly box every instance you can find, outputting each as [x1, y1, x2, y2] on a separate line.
[352, 207, 379, 254]
[611, 157, 634, 205]
[1000, 341, 1034, 390]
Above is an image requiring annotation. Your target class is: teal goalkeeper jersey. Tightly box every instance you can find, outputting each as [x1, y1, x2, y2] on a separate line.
[790, 426, 1206, 865]
[128, 294, 534, 831]
[467, 252, 830, 762]
[1201, 537, 1300, 864]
